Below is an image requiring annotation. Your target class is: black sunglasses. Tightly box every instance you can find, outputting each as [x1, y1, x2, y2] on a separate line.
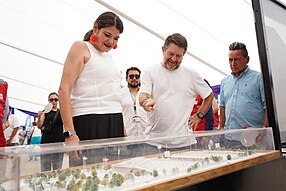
[129, 74, 140, 79]
[49, 98, 59, 102]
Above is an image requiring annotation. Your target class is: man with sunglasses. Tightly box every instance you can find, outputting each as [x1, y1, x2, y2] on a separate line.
[139, 33, 214, 149]
[121, 67, 148, 137]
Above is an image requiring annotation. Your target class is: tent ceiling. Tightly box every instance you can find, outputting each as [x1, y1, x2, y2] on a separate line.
[1, 0, 278, 112]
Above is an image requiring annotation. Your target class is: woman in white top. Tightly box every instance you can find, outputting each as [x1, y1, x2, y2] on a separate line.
[58, 12, 125, 166]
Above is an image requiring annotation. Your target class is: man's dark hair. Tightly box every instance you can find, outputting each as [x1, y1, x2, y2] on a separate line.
[126, 67, 141, 79]
[229, 42, 248, 58]
[163, 33, 188, 54]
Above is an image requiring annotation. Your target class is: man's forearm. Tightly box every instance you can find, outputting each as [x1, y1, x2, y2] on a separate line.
[219, 106, 225, 129]
[199, 92, 214, 114]
[263, 111, 268, 127]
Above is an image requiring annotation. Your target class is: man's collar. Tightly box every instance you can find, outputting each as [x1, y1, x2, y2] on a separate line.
[231, 66, 249, 78]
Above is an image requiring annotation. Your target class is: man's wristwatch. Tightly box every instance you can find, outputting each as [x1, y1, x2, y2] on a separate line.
[196, 111, 205, 119]
[63, 130, 76, 138]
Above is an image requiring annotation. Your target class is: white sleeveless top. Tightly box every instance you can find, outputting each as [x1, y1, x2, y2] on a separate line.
[71, 42, 122, 116]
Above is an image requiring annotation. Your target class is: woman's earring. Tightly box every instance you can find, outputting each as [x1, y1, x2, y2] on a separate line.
[90, 34, 97, 42]
[113, 44, 117, 49]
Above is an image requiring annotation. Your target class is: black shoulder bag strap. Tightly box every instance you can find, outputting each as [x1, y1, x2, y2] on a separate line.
[52, 109, 60, 126]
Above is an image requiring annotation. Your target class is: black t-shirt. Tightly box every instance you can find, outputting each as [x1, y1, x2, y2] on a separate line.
[41, 109, 64, 144]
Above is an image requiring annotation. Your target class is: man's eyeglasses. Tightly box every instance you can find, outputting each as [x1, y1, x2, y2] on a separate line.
[129, 74, 140, 79]
[49, 98, 59, 102]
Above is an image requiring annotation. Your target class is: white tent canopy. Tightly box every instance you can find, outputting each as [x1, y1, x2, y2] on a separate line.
[0, 0, 271, 113]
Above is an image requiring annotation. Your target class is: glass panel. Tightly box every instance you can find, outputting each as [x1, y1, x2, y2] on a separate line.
[0, 128, 276, 190]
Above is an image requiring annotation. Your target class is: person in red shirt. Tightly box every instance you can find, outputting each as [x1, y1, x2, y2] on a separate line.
[190, 79, 214, 149]
[190, 96, 208, 131]
[0, 79, 8, 182]
[190, 79, 214, 131]
[0, 79, 8, 147]
[212, 97, 220, 129]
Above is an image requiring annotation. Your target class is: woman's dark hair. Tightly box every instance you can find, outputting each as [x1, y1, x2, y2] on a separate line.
[83, 11, 124, 41]
[83, 30, 93, 41]
[163, 33, 188, 54]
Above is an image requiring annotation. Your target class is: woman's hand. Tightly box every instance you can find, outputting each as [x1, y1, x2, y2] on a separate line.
[65, 134, 81, 160]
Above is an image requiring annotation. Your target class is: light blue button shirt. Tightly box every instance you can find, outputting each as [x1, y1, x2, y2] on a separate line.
[220, 67, 265, 140]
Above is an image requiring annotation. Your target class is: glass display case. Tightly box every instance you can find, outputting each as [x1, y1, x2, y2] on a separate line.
[0, 128, 280, 191]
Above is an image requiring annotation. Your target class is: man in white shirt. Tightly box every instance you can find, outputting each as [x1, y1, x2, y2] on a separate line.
[4, 107, 20, 146]
[139, 33, 214, 148]
[121, 67, 149, 137]
[3, 106, 20, 179]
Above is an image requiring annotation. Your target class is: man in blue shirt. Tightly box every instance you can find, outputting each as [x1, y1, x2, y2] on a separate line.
[219, 42, 268, 142]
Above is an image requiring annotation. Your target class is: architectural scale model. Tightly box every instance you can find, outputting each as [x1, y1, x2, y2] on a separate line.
[14, 149, 264, 191]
